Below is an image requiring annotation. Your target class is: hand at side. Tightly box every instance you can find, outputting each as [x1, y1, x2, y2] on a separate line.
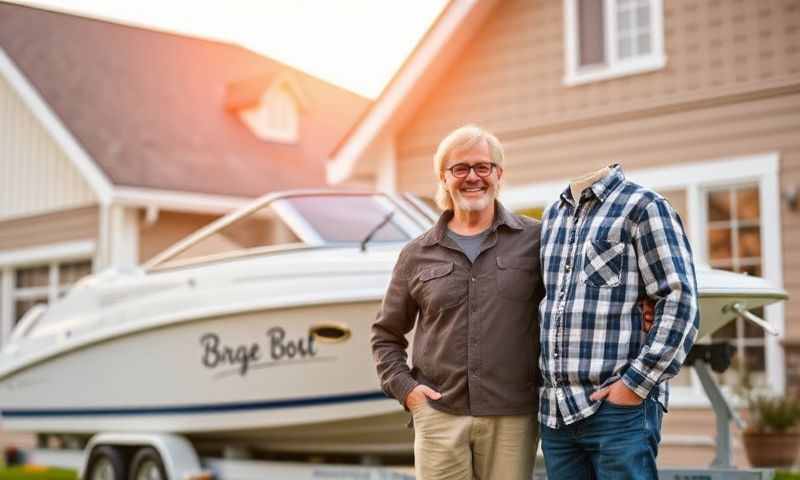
[404, 384, 442, 410]
[590, 379, 643, 406]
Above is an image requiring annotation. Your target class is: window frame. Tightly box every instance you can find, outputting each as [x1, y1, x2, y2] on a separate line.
[563, 0, 667, 86]
[0, 240, 95, 345]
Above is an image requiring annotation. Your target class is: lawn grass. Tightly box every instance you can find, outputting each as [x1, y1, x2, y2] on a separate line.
[0, 466, 77, 480]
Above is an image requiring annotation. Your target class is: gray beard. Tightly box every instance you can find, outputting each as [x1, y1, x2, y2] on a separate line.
[454, 193, 492, 212]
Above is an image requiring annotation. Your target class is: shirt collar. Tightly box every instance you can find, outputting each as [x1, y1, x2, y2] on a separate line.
[421, 200, 522, 247]
[559, 164, 625, 207]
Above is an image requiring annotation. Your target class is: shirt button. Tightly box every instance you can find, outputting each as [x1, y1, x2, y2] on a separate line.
[471, 277, 476, 282]
[565, 264, 571, 272]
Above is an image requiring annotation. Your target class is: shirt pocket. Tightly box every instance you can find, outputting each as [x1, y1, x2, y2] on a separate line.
[582, 239, 626, 288]
[496, 255, 538, 302]
[416, 262, 462, 311]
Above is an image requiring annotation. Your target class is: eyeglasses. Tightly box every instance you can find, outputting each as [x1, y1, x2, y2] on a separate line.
[445, 162, 499, 178]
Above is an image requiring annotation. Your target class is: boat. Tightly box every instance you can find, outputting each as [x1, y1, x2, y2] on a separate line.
[0, 190, 788, 457]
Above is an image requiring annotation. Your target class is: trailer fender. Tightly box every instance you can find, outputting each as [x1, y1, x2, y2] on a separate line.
[80, 432, 205, 480]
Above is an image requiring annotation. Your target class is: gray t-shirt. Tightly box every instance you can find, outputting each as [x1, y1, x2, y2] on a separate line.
[447, 228, 491, 263]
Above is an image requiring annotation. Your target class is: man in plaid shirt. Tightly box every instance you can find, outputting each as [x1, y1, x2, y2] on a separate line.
[538, 164, 699, 479]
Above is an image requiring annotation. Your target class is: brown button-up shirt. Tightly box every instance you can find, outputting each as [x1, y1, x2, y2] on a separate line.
[371, 202, 544, 416]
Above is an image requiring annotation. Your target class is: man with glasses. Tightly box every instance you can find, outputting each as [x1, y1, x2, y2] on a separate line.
[371, 125, 542, 479]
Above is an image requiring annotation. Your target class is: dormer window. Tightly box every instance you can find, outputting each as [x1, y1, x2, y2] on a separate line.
[240, 86, 299, 143]
[564, 0, 666, 85]
[226, 73, 308, 144]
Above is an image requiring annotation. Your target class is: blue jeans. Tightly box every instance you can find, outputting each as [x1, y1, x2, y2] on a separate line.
[540, 398, 663, 479]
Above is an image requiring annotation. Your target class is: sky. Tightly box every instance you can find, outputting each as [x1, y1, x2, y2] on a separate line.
[11, 0, 449, 98]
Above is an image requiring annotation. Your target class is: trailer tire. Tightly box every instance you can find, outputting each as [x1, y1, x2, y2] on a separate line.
[86, 445, 127, 480]
[129, 447, 166, 480]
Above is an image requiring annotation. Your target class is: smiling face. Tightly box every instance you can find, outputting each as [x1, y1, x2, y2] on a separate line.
[441, 138, 503, 214]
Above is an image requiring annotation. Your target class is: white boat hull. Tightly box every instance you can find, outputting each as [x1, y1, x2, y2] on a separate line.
[0, 300, 413, 452]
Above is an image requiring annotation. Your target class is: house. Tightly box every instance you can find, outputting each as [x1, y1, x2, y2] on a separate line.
[327, 0, 800, 467]
[0, 3, 370, 345]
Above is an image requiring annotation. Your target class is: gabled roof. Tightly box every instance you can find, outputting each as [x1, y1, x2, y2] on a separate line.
[0, 2, 371, 198]
[326, 0, 499, 185]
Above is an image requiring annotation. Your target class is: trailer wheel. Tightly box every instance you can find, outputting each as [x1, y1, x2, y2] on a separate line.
[129, 447, 166, 480]
[86, 445, 127, 480]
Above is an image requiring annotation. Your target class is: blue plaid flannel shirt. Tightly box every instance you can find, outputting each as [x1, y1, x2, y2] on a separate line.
[538, 165, 699, 428]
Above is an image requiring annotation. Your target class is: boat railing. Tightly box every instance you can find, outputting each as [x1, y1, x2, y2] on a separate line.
[7, 303, 47, 344]
[143, 190, 390, 271]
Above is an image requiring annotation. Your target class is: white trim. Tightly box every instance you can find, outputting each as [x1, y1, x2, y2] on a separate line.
[758, 160, 785, 393]
[48, 261, 59, 304]
[0, 240, 95, 269]
[564, 55, 666, 86]
[0, 48, 113, 203]
[327, 0, 496, 185]
[563, 0, 666, 86]
[501, 153, 785, 405]
[107, 205, 140, 269]
[96, 203, 110, 271]
[113, 187, 252, 215]
[376, 137, 398, 194]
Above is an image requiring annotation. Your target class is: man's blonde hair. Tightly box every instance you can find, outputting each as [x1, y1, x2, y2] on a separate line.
[433, 125, 504, 211]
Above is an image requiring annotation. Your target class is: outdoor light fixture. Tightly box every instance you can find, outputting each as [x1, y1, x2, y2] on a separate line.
[784, 184, 798, 211]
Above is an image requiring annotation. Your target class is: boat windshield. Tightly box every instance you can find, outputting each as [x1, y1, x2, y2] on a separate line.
[275, 195, 410, 244]
[146, 193, 418, 270]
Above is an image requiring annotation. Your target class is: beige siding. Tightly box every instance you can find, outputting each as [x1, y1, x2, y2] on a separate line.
[396, 0, 799, 158]
[0, 74, 96, 220]
[138, 211, 219, 263]
[398, 91, 800, 196]
[0, 206, 98, 251]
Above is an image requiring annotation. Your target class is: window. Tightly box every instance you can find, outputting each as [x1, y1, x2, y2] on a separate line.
[239, 87, 300, 143]
[705, 185, 767, 389]
[564, 0, 665, 85]
[12, 260, 91, 325]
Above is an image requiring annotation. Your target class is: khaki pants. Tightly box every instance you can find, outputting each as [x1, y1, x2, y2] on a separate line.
[411, 401, 538, 480]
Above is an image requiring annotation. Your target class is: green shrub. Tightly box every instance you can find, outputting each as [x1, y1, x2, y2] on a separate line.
[746, 395, 800, 434]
